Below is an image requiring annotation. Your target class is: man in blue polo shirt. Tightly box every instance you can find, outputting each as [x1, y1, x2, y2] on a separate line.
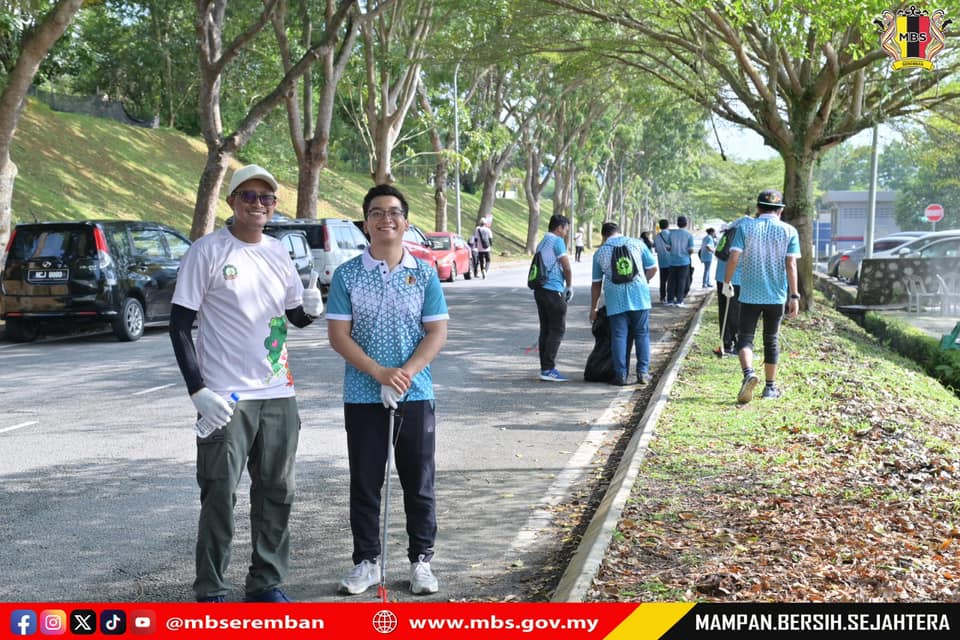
[327, 184, 449, 596]
[589, 222, 658, 386]
[723, 189, 801, 403]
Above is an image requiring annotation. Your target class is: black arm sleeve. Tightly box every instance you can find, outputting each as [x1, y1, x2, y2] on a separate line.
[169, 304, 204, 395]
[286, 306, 314, 329]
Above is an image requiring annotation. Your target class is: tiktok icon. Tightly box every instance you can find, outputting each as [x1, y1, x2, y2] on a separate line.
[99, 610, 126, 635]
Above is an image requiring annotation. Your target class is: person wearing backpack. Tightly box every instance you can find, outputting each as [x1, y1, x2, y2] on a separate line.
[666, 215, 695, 307]
[590, 222, 658, 386]
[713, 209, 752, 356]
[653, 219, 672, 304]
[472, 221, 493, 278]
[699, 228, 717, 288]
[532, 214, 573, 382]
[722, 189, 801, 403]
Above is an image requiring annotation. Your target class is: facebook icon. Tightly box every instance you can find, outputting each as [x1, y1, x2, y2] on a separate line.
[10, 610, 37, 636]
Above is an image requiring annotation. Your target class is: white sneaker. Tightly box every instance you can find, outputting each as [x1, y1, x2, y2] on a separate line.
[339, 559, 379, 595]
[409, 555, 439, 594]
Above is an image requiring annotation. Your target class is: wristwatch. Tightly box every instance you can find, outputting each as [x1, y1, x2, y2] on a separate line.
[790, 294, 800, 300]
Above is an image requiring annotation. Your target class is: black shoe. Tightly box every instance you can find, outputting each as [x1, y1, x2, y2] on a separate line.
[243, 587, 292, 603]
[197, 595, 226, 603]
[761, 385, 782, 399]
[609, 376, 632, 386]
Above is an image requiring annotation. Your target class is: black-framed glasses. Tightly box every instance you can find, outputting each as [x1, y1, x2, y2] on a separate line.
[367, 207, 405, 220]
[233, 191, 278, 206]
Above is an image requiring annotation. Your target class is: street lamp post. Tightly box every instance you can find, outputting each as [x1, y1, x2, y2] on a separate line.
[453, 61, 462, 237]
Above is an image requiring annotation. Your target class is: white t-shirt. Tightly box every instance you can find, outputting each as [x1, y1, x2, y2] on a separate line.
[172, 227, 304, 400]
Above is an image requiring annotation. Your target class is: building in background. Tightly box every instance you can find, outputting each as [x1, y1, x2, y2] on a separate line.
[822, 190, 899, 254]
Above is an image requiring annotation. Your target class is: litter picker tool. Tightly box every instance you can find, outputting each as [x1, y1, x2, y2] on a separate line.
[715, 289, 732, 359]
[378, 400, 404, 602]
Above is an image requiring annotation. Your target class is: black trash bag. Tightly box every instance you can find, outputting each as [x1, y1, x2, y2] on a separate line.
[584, 307, 616, 382]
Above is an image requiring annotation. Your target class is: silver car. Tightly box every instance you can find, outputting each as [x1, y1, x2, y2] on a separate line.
[835, 235, 920, 283]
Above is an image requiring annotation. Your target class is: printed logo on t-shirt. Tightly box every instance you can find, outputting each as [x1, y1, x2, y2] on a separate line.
[222, 264, 238, 280]
[405, 274, 417, 286]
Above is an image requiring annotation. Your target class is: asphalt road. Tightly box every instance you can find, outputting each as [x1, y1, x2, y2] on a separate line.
[0, 255, 709, 602]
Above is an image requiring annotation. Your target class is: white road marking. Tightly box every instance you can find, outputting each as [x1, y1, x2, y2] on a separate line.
[0, 421, 38, 434]
[131, 383, 176, 396]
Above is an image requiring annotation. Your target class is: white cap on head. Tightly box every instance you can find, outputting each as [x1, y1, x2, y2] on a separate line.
[228, 164, 278, 194]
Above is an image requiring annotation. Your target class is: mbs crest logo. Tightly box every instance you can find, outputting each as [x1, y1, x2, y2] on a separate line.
[875, 5, 951, 71]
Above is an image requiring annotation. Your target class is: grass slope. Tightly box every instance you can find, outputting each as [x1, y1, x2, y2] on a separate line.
[11, 98, 547, 252]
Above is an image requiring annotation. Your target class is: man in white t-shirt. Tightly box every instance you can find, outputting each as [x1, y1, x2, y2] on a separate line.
[169, 164, 323, 603]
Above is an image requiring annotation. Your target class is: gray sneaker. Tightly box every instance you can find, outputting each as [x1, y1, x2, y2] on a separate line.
[339, 558, 379, 595]
[761, 385, 782, 399]
[409, 555, 439, 595]
[737, 372, 760, 404]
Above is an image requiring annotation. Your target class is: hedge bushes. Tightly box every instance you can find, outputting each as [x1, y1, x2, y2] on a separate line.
[861, 311, 960, 393]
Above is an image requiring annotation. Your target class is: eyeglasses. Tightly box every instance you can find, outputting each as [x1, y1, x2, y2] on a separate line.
[367, 208, 406, 220]
[233, 191, 278, 206]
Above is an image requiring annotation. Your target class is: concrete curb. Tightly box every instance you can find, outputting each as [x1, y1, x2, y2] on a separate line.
[551, 294, 711, 602]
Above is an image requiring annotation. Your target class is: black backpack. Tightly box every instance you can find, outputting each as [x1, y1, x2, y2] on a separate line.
[610, 243, 639, 284]
[527, 250, 549, 289]
[478, 229, 491, 249]
[713, 226, 738, 261]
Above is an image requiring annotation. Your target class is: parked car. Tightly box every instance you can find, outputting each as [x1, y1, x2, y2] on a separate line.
[352, 220, 438, 270]
[835, 235, 918, 283]
[900, 236, 960, 259]
[261, 227, 318, 290]
[426, 231, 472, 282]
[873, 230, 960, 259]
[262, 218, 367, 295]
[1, 220, 191, 342]
[827, 231, 929, 278]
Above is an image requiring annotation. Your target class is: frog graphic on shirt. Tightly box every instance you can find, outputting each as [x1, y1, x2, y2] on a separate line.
[263, 316, 293, 384]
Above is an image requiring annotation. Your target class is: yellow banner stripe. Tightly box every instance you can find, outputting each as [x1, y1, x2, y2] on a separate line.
[604, 603, 695, 640]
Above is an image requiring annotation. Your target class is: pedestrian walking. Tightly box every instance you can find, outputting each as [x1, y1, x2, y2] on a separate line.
[699, 228, 717, 288]
[653, 219, 672, 304]
[589, 222, 658, 386]
[327, 184, 449, 596]
[714, 209, 753, 356]
[472, 221, 493, 278]
[666, 216, 695, 306]
[574, 228, 585, 262]
[640, 231, 654, 250]
[723, 189, 801, 403]
[533, 214, 574, 382]
[169, 164, 324, 603]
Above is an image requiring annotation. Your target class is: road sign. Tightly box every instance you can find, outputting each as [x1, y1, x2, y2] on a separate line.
[925, 203, 945, 223]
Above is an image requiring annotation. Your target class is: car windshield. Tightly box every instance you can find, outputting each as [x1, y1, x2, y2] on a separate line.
[431, 237, 451, 250]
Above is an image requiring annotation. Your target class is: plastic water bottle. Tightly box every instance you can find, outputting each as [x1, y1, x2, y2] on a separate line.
[195, 392, 239, 438]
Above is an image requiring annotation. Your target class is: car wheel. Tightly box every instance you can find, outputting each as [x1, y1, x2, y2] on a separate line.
[448, 262, 457, 282]
[5, 318, 39, 342]
[112, 297, 144, 341]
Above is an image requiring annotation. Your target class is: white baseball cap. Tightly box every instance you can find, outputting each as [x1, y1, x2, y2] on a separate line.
[228, 164, 278, 194]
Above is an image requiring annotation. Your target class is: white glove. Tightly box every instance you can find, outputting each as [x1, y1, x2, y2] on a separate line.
[381, 385, 402, 410]
[722, 282, 735, 298]
[564, 288, 574, 303]
[302, 272, 323, 317]
[190, 388, 234, 429]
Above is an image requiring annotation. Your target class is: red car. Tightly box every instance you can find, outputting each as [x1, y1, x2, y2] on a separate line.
[426, 231, 473, 282]
[353, 220, 438, 272]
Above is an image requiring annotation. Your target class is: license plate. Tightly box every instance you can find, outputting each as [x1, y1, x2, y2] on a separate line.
[28, 269, 69, 282]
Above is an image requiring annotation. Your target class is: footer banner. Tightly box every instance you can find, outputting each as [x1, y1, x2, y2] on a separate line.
[2, 602, 957, 639]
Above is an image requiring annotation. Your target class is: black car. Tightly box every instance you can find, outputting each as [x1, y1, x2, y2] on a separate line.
[1, 220, 191, 342]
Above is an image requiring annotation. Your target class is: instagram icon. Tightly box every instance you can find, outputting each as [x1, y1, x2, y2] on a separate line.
[40, 610, 67, 635]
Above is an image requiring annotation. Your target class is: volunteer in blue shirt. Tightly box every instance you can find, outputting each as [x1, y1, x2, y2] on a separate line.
[589, 222, 658, 386]
[666, 216, 695, 306]
[722, 189, 801, 403]
[533, 214, 574, 382]
[327, 184, 449, 596]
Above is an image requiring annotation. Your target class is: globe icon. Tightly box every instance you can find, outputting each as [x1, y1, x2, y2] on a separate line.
[372, 609, 398, 634]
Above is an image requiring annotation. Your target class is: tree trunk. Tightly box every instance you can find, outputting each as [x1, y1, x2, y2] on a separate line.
[576, 180, 589, 249]
[782, 151, 818, 310]
[476, 158, 499, 227]
[296, 158, 323, 220]
[0, 0, 84, 255]
[190, 149, 231, 240]
[523, 160, 541, 254]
